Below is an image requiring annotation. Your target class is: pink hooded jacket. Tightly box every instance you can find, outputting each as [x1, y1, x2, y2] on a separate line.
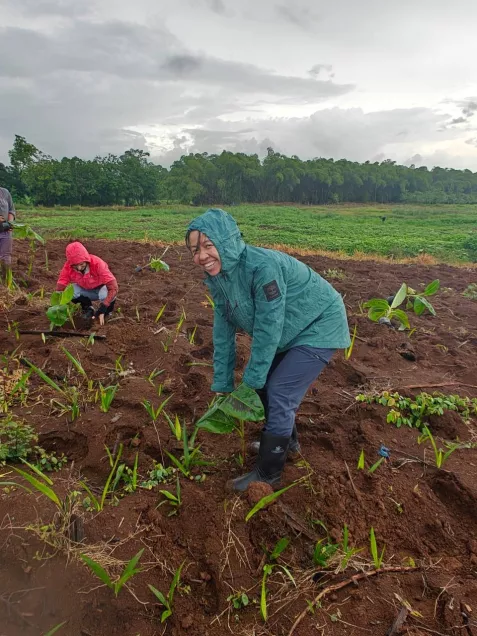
[56, 242, 118, 306]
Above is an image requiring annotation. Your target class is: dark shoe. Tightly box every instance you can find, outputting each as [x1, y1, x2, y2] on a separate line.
[82, 307, 94, 320]
[228, 432, 290, 492]
[249, 425, 300, 458]
[72, 295, 92, 311]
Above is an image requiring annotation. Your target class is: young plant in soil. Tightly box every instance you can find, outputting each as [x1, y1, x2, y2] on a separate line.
[114, 452, 139, 494]
[356, 390, 477, 429]
[463, 283, 477, 300]
[140, 463, 174, 489]
[98, 383, 118, 412]
[1, 350, 31, 411]
[62, 347, 95, 397]
[0, 418, 65, 472]
[142, 395, 173, 425]
[369, 527, 385, 569]
[363, 283, 410, 330]
[149, 258, 170, 273]
[0, 461, 80, 544]
[356, 450, 385, 474]
[260, 538, 295, 622]
[148, 561, 185, 623]
[0, 417, 37, 463]
[417, 426, 461, 468]
[157, 475, 182, 516]
[80, 548, 144, 597]
[80, 444, 126, 511]
[155, 304, 167, 323]
[10, 222, 45, 277]
[364, 279, 440, 330]
[339, 524, 364, 571]
[163, 411, 182, 441]
[35, 447, 67, 473]
[227, 591, 250, 611]
[176, 308, 186, 335]
[344, 325, 357, 360]
[246, 481, 299, 522]
[164, 423, 208, 478]
[402, 279, 440, 316]
[313, 534, 339, 568]
[1, 264, 16, 290]
[187, 325, 198, 345]
[147, 368, 165, 385]
[43, 621, 67, 636]
[46, 284, 79, 331]
[309, 521, 363, 573]
[25, 360, 81, 422]
[195, 384, 265, 465]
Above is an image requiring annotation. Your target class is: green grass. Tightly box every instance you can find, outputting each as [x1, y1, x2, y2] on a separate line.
[19, 204, 477, 263]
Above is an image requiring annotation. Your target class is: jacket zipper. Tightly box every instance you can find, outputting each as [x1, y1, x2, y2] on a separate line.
[216, 275, 238, 319]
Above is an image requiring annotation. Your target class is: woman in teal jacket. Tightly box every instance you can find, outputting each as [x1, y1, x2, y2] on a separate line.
[187, 209, 350, 491]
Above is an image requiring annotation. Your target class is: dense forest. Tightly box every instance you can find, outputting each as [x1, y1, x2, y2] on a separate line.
[1, 135, 477, 207]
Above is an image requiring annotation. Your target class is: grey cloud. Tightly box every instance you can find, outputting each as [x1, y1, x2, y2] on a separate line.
[153, 106, 465, 168]
[448, 97, 477, 118]
[2, 0, 477, 170]
[162, 55, 202, 76]
[462, 101, 477, 117]
[449, 117, 467, 125]
[404, 154, 423, 166]
[308, 64, 334, 78]
[3, 0, 93, 16]
[466, 138, 477, 147]
[275, 4, 321, 29]
[206, 0, 226, 14]
[0, 22, 352, 101]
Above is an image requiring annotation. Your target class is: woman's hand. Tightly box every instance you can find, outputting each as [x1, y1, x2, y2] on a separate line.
[93, 303, 108, 326]
[92, 313, 105, 327]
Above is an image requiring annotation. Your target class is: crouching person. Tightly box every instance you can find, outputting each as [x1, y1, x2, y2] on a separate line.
[57, 242, 118, 326]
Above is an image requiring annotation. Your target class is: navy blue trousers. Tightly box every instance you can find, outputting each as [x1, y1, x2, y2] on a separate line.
[257, 346, 335, 437]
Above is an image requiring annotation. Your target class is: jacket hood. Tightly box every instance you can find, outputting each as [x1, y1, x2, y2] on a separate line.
[187, 208, 245, 274]
[65, 241, 91, 265]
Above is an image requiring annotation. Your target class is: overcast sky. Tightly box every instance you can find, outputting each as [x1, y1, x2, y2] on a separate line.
[1, 0, 477, 169]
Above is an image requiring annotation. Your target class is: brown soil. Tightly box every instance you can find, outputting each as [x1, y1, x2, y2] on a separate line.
[1, 239, 477, 636]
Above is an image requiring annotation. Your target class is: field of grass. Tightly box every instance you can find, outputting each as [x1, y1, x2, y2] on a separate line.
[19, 203, 477, 263]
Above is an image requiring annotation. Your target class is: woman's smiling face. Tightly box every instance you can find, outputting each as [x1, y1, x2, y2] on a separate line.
[188, 231, 222, 276]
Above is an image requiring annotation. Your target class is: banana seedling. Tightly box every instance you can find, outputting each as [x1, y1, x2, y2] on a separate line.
[195, 384, 265, 464]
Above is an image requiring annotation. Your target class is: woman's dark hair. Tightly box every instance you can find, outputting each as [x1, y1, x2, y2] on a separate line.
[185, 229, 202, 255]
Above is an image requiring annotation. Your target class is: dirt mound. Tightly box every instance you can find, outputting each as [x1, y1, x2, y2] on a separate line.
[1, 239, 476, 636]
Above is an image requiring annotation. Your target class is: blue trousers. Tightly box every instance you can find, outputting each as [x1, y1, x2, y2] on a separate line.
[258, 346, 335, 437]
[73, 284, 108, 302]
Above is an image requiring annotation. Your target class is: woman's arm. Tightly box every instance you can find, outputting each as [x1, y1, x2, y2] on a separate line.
[102, 279, 118, 306]
[243, 267, 287, 390]
[211, 302, 237, 393]
[7, 190, 15, 222]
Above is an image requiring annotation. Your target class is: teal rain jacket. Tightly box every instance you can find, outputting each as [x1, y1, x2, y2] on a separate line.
[187, 209, 351, 392]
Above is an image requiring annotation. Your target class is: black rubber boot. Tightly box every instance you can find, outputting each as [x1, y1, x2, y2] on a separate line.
[72, 295, 92, 311]
[83, 307, 94, 320]
[72, 295, 93, 319]
[228, 432, 290, 492]
[249, 424, 300, 458]
[72, 295, 94, 320]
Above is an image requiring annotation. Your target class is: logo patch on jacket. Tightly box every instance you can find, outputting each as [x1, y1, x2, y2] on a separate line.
[263, 280, 281, 301]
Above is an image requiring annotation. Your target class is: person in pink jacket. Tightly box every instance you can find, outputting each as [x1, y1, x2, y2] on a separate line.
[57, 242, 118, 325]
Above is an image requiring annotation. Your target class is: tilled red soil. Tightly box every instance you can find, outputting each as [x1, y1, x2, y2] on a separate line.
[1, 239, 477, 636]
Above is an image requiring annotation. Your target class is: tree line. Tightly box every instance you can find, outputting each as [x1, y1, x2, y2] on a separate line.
[1, 135, 477, 207]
